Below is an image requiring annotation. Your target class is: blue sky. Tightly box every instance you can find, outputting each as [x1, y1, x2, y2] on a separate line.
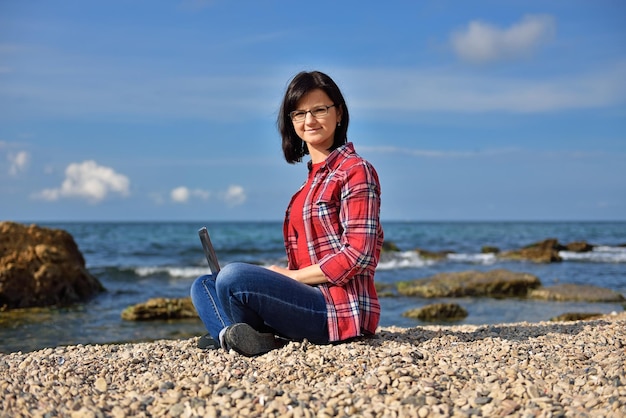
[1, 0, 625, 222]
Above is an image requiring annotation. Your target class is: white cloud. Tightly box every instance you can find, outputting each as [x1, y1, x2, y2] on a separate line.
[170, 185, 244, 206]
[170, 186, 210, 203]
[171, 186, 190, 203]
[339, 61, 626, 114]
[359, 146, 521, 159]
[221, 185, 246, 206]
[8, 150, 29, 175]
[451, 14, 555, 63]
[34, 160, 130, 203]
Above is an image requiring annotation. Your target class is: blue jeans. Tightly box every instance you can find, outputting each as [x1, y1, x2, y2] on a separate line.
[190, 262, 329, 345]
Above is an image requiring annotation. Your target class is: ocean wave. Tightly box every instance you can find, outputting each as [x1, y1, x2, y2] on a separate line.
[376, 251, 436, 270]
[135, 266, 210, 278]
[446, 253, 498, 265]
[117, 245, 626, 279]
[559, 246, 626, 263]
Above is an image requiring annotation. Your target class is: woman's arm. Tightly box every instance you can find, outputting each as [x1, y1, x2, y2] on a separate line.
[317, 162, 382, 286]
[267, 264, 329, 285]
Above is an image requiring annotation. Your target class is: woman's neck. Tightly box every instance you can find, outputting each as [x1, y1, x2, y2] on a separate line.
[307, 145, 330, 164]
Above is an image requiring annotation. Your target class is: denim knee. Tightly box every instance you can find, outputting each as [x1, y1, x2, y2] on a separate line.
[190, 274, 209, 304]
[190, 274, 231, 338]
[215, 262, 245, 296]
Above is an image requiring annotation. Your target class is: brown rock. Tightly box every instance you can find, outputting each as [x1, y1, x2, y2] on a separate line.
[121, 297, 197, 321]
[414, 248, 454, 261]
[564, 241, 593, 252]
[550, 312, 604, 322]
[397, 269, 541, 298]
[481, 246, 500, 254]
[403, 303, 468, 321]
[501, 238, 564, 263]
[381, 241, 400, 252]
[529, 284, 625, 302]
[0, 221, 104, 310]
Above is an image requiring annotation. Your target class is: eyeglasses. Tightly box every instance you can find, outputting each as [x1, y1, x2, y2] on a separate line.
[289, 104, 336, 122]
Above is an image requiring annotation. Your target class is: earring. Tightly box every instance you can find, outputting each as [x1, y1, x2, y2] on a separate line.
[338, 122, 341, 127]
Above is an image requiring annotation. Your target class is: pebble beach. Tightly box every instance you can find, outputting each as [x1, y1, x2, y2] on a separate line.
[1, 312, 625, 418]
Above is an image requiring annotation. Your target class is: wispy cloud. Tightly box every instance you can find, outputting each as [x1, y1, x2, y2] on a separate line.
[359, 146, 626, 160]
[450, 15, 556, 63]
[7, 151, 29, 176]
[5, 61, 625, 120]
[170, 186, 211, 203]
[359, 146, 521, 158]
[339, 61, 626, 114]
[168, 184, 246, 206]
[33, 160, 130, 203]
[221, 185, 246, 206]
[2, 35, 625, 122]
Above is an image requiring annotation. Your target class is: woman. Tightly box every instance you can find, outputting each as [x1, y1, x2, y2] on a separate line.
[190, 70, 383, 356]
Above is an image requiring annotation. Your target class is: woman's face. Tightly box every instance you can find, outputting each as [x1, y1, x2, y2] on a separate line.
[292, 89, 341, 155]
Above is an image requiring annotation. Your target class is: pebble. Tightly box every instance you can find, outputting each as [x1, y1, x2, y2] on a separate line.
[0, 312, 625, 417]
[94, 377, 107, 393]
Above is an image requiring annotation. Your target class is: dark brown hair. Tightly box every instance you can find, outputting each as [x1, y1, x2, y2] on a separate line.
[277, 71, 350, 163]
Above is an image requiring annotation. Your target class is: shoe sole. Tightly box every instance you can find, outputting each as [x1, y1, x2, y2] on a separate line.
[224, 323, 279, 356]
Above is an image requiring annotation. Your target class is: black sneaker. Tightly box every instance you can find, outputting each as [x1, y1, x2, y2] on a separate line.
[197, 334, 220, 349]
[223, 323, 282, 356]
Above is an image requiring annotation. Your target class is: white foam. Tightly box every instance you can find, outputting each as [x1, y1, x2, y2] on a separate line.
[376, 251, 435, 270]
[447, 253, 498, 265]
[135, 266, 208, 278]
[559, 246, 626, 263]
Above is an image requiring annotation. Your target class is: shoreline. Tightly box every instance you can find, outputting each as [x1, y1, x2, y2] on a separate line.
[1, 313, 625, 417]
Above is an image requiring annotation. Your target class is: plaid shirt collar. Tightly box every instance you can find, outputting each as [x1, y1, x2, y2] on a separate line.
[306, 142, 355, 173]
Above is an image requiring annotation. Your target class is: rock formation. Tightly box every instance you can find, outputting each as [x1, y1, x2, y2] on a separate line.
[0, 221, 104, 310]
[402, 303, 468, 321]
[500, 238, 564, 263]
[397, 269, 541, 298]
[121, 297, 197, 321]
[529, 283, 625, 303]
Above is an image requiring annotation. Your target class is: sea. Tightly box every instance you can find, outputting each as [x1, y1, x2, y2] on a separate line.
[2, 221, 625, 354]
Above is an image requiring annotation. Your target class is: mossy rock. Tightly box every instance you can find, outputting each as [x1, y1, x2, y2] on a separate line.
[564, 241, 593, 253]
[414, 248, 454, 261]
[529, 284, 625, 303]
[500, 238, 563, 263]
[122, 297, 197, 321]
[397, 269, 541, 298]
[403, 303, 468, 321]
[381, 241, 401, 252]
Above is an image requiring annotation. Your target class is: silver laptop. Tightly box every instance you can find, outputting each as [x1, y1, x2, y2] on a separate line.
[198, 226, 221, 274]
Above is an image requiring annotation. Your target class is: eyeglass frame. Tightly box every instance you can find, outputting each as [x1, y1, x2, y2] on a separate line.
[289, 104, 336, 122]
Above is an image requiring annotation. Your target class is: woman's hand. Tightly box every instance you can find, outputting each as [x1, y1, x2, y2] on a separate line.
[267, 265, 293, 278]
[267, 264, 329, 285]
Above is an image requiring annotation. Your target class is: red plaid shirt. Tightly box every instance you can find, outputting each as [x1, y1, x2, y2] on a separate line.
[283, 142, 383, 341]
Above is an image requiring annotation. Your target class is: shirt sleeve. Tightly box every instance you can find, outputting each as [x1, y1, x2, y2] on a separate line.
[318, 161, 382, 286]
